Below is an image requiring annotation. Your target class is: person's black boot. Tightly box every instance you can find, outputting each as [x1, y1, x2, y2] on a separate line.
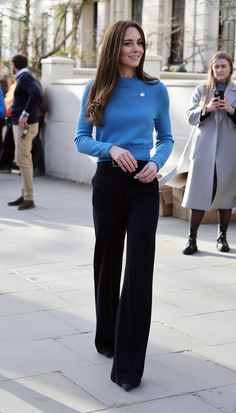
[217, 230, 230, 252]
[182, 230, 198, 255]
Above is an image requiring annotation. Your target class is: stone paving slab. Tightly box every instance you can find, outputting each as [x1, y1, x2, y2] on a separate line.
[48, 304, 95, 332]
[169, 309, 236, 345]
[196, 384, 236, 413]
[159, 284, 236, 315]
[194, 342, 236, 371]
[0, 311, 76, 344]
[0, 289, 73, 316]
[1, 172, 236, 412]
[126, 395, 225, 413]
[0, 339, 88, 380]
[155, 264, 236, 290]
[0, 372, 105, 413]
[62, 351, 236, 406]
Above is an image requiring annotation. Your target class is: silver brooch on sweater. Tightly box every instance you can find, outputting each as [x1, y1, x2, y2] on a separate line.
[139, 92, 145, 97]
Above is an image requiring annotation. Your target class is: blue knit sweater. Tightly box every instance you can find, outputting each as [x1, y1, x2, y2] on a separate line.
[74, 76, 174, 170]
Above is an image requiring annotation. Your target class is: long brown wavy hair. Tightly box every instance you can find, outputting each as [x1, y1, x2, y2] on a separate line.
[201, 51, 233, 107]
[86, 20, 159, 125]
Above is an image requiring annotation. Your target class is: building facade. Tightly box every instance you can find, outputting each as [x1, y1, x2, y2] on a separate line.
[0, 0, 235, 73]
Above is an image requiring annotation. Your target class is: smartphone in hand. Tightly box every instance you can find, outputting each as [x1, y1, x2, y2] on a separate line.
[214, 89, 224, 100]
[20, 125, 29, 139]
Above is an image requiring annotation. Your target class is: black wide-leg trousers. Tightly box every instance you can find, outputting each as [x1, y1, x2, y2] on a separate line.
[92, 161, 159, 386]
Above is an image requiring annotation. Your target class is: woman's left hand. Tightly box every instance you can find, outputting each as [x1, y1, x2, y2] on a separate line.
[218, 96, 235, 115]
[134, 161, 158, 183]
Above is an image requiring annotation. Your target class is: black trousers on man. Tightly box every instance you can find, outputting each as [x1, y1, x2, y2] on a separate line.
[92, 161, 159, 386]
[0, 119, 15, 169]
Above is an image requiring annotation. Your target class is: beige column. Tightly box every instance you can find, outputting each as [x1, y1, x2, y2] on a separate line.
[123, 0, 131, 19]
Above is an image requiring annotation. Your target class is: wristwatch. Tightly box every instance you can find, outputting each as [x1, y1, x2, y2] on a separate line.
[22, 110, 29, 117]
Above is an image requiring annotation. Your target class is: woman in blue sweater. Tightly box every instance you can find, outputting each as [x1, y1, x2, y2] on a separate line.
[75, 20, 174, 391]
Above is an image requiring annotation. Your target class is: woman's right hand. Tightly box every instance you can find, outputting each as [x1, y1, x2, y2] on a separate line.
[109, 145, 138, 172]
[205, 97, 221, 113]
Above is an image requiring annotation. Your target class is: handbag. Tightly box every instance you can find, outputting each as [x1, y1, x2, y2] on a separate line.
[158, 126, 196, 188]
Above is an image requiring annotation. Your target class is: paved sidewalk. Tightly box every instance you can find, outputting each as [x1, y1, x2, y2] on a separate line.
[1, 172, 236, 413]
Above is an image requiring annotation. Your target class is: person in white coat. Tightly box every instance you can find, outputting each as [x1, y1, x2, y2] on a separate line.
[182, 51, 236, 255]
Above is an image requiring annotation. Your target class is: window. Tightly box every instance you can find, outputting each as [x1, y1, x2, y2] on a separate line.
[93, 0, 98, 52]
[54, 3, 67, 51]
[218, 1, 235, 60]
[170, 0, 185, 65]
[41, 13, 48, 55]
[18, 19, 24, 46]
[132, 0, 143, 25]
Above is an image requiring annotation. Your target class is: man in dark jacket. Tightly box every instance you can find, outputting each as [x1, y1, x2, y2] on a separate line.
[8, 54, 42, 210]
